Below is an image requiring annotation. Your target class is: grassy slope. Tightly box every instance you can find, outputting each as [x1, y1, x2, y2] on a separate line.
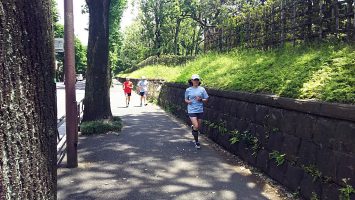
[118, 43, 355, 104]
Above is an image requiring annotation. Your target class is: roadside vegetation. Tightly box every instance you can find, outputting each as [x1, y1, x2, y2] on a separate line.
[80, 116, 123, 135]
[119, 42, 355, 104]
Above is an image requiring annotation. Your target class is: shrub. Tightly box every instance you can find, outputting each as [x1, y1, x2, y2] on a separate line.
[80, 116, 122, 135]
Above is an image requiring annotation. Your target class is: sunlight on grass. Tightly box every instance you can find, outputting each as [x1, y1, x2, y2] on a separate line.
[118, 42, 355, 103]
[118, 65, 185, 81]
[300, 66, 333, 99]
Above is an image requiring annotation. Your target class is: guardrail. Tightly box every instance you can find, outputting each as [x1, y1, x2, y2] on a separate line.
[57, 99, 84, 165]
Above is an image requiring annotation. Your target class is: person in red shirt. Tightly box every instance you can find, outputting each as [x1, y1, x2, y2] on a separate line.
[123, 77, 133, 107]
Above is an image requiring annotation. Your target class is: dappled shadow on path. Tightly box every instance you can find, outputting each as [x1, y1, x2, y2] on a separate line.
[57, 111, 281, 200]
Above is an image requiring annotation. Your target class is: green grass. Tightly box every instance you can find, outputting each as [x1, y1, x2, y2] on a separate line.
[118, 42, 355, 104]
[80, 116, 122, 135]
[118, 65, 184, 81]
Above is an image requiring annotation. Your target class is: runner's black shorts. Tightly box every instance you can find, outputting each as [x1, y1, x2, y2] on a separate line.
[188, 113, 203, 119]
[125, 92, 131, 96]
[139, 92, 145, 96]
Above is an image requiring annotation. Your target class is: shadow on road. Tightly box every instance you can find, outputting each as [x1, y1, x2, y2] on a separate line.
[58, 110, 280, 200]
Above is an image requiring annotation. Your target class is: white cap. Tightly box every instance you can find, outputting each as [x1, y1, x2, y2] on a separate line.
[191, 74, 200, 80]
[141, 76, 146, 79]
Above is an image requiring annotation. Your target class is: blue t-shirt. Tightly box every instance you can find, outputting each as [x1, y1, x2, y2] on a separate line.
[185, 86, 209, 113]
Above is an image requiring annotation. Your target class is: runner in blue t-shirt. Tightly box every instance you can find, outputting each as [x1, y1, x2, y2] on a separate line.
[184, 74, 209, 149]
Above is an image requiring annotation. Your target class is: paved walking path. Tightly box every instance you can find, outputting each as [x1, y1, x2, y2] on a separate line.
[57, 83, 289, 200]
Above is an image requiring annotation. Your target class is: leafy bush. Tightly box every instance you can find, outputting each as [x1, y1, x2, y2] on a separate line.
[269, 151, 286, 166]
[80, 116, 122, 135]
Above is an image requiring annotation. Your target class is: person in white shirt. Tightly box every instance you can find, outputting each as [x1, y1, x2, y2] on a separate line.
[137, 76, 149, 106]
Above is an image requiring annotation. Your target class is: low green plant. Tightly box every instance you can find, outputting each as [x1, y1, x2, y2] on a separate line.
[310, 192, 319, 200]
[251, 137, 261, 157]
[339, 179, 355, 200]
[292, 191, 300, 199]
[272, 127, 280, 133]
[269, 150, 286, 166]
[229, 130, 241, 144]
[148, 97, 158, 104]
[209, 122, 219, 129]
[302, 164, 322, 182]
[80, 116, 122, 135]
[242, 131, 254, 146]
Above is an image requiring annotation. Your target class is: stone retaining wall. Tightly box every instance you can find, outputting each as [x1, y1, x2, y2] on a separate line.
[158, 82, 355, 200]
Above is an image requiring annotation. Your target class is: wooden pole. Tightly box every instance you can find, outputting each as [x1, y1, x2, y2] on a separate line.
[64, 0, 78, 168]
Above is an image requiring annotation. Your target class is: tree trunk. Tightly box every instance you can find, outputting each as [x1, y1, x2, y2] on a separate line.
[173, 18, 181, 55]
[0, 1, 57, 199]
[83, 0, 113, 122]
[153, 0, 163, 56]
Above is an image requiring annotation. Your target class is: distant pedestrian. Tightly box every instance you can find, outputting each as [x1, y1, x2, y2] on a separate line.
[185, 74, 209, 149]
[137, 76, 149, 106]
[123, 77, 133, 107]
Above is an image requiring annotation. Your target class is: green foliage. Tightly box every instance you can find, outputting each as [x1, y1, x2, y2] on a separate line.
[192, 118, 261, 156]
[124, 42, 355, 103]
[292, 190, 301, 199]
[310, 192, 319, 200]
[51, 2, 87, 80]
[148, 96, 158, 104]
[121, 54, 194, 74]
[339, 179, 355, 200]
[74, 38, 87, 74]
[269, 151, 286, 166]
[117, 21, 148, 73]
[54, 23, 64, 38]
[302, 164, 322, 182]
[117, 0, 203, 72]
[119, 65, 184, 81]
[109, 0, 127, 73]
[51, 0, 60, 24]
[229, 130, 241, 144]
[164, 103, 184, 114]
[80, 116, 122, 135]
[137, 55, 195, 68]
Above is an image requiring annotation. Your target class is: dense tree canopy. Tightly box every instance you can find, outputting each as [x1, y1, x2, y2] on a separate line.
[52, 1, 87, 81]
[109, 0, 128, 74]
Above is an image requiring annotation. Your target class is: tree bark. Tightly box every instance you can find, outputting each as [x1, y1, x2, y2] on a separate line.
[153, 0, 164, 56]
[0, 1, 57, 199]
[173, 18, 181, 55]
[83, 0, 113, 122]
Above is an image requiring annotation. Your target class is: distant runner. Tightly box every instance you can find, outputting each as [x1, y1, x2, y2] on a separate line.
[137, 76, 149, 106]
[123, 77, 133, 107]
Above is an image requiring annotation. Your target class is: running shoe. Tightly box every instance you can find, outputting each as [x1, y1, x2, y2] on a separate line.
[195, 142, 201, 149]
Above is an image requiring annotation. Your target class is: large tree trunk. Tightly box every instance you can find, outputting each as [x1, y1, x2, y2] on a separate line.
[0, 1, 57, 199]
[83, 0, 113, 122]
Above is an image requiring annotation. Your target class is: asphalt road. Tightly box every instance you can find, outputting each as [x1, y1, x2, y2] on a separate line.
[56, 81, 86, 119]
[57, 83, 290, 200]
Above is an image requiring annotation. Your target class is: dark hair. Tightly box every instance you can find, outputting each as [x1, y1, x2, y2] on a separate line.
[188, 79, 201, 86]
